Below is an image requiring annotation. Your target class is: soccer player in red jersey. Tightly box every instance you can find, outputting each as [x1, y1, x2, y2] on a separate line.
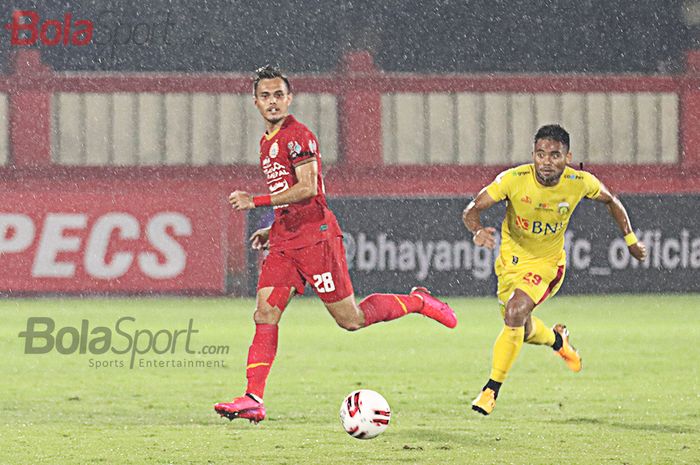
[214, 66, 457, 423]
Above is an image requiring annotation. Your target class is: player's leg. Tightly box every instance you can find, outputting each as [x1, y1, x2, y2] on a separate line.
[472, 289, 534, 415]
[324, 289, 445, 330]
[302, 237, 457, 329]
[359, 287, 457, 329]
[521, 264, 581, 372]
[245, 286, 294, 400]
[523, 263, 564, 345]
[214, 286, 295, 422]
[215, 250, 302, 423]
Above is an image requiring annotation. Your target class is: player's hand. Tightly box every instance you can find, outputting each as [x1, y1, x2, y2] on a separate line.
[249, 227, 271, 250]
[473, 227, 497, 249]
[229, 190, 255, 211]
[629, 241, 647, 261]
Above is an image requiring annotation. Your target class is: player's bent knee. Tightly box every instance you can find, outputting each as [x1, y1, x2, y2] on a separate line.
[335, 318, 362, 331]
[504, 303, 530, 327]
[253, 306, 281, 325]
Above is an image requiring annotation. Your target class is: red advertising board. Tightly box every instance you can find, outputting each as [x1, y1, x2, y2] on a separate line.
[0, 190, 227, 293]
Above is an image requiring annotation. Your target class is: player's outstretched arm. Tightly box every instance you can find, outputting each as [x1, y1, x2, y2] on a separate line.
[271, 159, 319, 205]
[594, 183, 647, 262]
[228, 160, 319, 211]
[463, 187, 499, 250]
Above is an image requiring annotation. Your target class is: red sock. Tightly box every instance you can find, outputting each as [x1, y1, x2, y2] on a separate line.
[245, 324, 278, 399]
[359, 293, 423, 327]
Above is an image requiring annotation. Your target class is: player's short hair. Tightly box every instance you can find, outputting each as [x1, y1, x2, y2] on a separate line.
[253, 65, 291, 95]
[534, 124, 570, 151]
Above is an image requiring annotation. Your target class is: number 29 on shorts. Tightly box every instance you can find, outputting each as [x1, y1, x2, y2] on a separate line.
[523, 272, 542, 285]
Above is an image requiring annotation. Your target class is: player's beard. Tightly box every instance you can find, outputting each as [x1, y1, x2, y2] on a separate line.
[266, 115, 285, 125]
[536, 169, 562, 186]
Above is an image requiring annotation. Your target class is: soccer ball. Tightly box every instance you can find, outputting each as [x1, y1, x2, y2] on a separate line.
[339, 389, 391, 439]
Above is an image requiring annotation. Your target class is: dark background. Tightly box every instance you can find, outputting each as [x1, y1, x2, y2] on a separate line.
[0, 0, 690, 73]
[247, 196, 700, 296]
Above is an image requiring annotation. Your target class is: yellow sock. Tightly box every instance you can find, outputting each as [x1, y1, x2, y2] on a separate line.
[525, 316, 556, 346]
[489, 325, 525, 383]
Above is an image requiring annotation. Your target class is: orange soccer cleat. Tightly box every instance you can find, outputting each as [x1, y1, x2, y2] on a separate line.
[471, 388, 497, 416]
[552, 324, 582, 372]
[410, 287, 458, 329]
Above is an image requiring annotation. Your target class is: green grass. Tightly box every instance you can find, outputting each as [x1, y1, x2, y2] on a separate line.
[1, 295, 699, 465]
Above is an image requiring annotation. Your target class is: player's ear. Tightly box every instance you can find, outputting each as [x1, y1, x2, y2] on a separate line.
[566, 151, 573, 163]
[287, 92, 293, 106]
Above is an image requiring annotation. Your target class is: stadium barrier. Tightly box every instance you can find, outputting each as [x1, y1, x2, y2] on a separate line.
[1, 49, 700, 295]
[0, 186, 227, 293]
[247, 196, 700, 297]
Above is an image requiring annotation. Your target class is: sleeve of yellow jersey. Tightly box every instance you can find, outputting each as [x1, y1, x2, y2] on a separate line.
[582, 171, 602, 199]
[485, 169, 512, 202]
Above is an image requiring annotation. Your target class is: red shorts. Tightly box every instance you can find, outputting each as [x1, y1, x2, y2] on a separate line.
[257, 236, 354, 303]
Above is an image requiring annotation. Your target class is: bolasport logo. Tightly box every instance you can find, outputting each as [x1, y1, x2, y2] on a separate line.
[3, 10, 93, 46]
[18, 317, 229, 370]
[4, 9, 175, 51]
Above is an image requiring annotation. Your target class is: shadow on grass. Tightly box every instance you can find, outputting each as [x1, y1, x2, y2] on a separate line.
[554, 417, 694, 434]
[400, 428, 494, 446]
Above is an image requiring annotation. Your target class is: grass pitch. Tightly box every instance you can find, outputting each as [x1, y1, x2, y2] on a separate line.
[1, 294, 699, 465]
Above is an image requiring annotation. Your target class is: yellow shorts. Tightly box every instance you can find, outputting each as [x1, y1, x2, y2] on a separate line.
[495, 253, 566, 309]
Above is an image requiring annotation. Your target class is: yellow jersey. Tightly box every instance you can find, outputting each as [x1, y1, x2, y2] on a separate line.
[486, 164, 601, 263]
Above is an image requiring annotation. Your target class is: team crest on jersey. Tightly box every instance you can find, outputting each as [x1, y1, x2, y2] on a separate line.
[558, 202, 570, 216]
[269, 142, 279, 158]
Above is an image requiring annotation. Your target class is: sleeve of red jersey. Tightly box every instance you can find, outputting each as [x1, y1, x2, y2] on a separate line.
[287, 130, 320, 167]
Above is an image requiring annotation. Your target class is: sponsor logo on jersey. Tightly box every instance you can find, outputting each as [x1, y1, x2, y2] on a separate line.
[531, 220, 564, 235]
[515, 215, 564, 235]
[521, 196, 532, 204]
[289, 141, 303, 158]
[268, 179, 289, 193]
[263, 161, 289, 181]
[565, 174, 584, 180]
[309, 139, 317, 153]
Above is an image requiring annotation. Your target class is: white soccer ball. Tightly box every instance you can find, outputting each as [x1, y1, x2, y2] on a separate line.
[339, 389, 391, 439]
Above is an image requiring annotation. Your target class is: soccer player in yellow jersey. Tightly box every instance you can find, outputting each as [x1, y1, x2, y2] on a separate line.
[463, 124, 647, 416]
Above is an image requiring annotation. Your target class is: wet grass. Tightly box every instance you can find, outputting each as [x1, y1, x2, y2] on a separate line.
[1, 294, 699, 464]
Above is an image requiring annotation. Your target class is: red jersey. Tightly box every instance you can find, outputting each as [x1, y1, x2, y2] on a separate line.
[259, 115, 342, 250]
